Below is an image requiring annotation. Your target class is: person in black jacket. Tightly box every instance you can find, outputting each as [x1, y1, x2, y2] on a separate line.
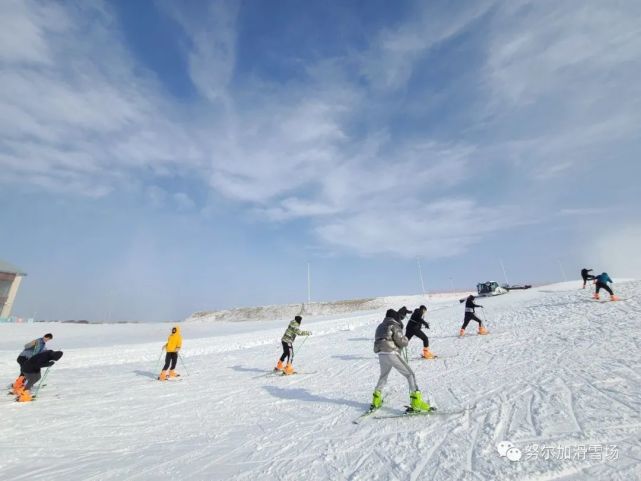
[396, 306, 411, 329]
[406, 305, 434, 359]
[581, 268, 595, 289]
[460, 295, 488, 336]
[16, 350, 63, 402]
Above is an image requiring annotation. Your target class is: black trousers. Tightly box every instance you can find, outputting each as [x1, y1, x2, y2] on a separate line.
[462, 312, 482, 329]
[279, 341, 293, 363]
[595, 282, 613, 295]
[162, 352, 178, 371]
[582, 274, 595, 286]
[23, 372, 41, 391]
[16, 355, 27, 376]
[406, 328, 429, 347]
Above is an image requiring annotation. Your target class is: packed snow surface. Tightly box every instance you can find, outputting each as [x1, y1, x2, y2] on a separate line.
[2, 281, 641, 480]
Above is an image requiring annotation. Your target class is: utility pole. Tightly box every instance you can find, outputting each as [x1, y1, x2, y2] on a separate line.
[416, 257, 426, 295]
[499, 259, 509, 286]
[307, 262, 311, 304]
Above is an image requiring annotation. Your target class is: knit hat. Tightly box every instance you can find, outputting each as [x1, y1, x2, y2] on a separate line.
[295, 315, 302, 323]
[385, 309, 398, 321]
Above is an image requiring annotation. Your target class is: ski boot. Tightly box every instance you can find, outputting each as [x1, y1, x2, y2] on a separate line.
[283, 363, 295, 375]
[158, 370, 168, 381]
[10, 376, 25, 395]
[459, 328, 465, 337]
[274, 360, 284, 372]
[409, 391, 431, 412]
[17, 389, 33, 403]
[422, 347, 434, 359]
[370, 389, 383, 411]
[169, 370, 179, 378]
[478, 326, 489, 335]
[593, 293, 600, 300]
[610, 295, 620, 301]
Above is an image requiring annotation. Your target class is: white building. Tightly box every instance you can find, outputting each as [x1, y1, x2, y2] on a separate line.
[0, 260, 26, 318]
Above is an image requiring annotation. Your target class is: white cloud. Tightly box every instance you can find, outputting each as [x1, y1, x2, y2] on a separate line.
[316, 198, 520, 259]
[483, 0, 641, 178]
[158, 0, 240, 104]
[0, 1, 204, 198]
[2, 0, 638, 262]
[358, 0, 496, 91]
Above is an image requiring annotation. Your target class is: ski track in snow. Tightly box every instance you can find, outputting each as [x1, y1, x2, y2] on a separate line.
[2, 281, 641, 480]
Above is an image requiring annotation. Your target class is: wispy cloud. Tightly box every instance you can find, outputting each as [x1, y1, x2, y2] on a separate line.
[2, 0, 639, 264]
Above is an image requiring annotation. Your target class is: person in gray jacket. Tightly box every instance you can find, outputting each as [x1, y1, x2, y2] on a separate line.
[12, 334, 53, 394]
[369, 309, 431, 413]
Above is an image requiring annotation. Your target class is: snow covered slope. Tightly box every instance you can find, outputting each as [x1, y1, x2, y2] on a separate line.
[2, 281, 641, 480]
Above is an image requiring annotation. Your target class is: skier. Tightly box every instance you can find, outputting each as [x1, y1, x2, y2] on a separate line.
[581, 268, 595, 288]
[12, 333, 53, 394]
[15, 350, 64, 402]
[460, 295, 488, 336]
[593, 272, 619, 301]
[158, 326, 182, 381]
[369, 309, 431, 413]
[397, 306, 411, 328]
[274, 315, 311, 375]
[406, 305, 434, 359]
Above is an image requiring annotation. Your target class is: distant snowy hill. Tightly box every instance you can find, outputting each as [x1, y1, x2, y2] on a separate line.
[2, 280, 640, 480]
[187, 290, 474, 323]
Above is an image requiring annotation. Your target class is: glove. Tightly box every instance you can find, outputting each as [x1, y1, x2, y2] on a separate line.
[426, 323, 430, 330]
[45, 361, 55, 367]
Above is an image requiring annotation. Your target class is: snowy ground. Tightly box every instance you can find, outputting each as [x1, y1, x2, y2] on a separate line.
[2, 281, 641, 481]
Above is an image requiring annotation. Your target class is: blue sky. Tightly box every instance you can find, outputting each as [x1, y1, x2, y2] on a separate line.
[1, 0, 640, 321]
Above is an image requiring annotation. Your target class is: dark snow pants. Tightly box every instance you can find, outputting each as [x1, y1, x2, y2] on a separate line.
[279, 341, 293, 363]
[595, 282, 613, 295]
[582, 274, 595, 287]
[23, 372, 41, 391]
[162, 352, 178, 371]
[462, 312, 482, 329]
[406, 328, 429, 347]
[16, 355, 27, 376]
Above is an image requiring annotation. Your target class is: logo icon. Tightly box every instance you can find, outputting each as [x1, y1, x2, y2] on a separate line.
[496, 441, 522, 462]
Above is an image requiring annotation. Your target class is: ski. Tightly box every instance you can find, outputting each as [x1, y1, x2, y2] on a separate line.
[352, 406, 380, 424]
[373, 405, 473, 420]
[280, 370, 318, 377]
[414, 354, 459, 361]
[253, 370, 317, 379]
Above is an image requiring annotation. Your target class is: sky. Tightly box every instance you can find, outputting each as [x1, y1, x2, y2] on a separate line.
[1, 0, 640, 321]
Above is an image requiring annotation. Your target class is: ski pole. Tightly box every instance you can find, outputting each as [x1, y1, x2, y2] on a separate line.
[480, 307, 490, 328]
[178, 352, 190, 376]
[292, 336, 309, 364]
[32, 366, 51, 399]
[154, 347, 165, 372]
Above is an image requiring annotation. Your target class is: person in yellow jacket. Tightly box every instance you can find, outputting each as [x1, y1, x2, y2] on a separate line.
[158, 326, 182, 381]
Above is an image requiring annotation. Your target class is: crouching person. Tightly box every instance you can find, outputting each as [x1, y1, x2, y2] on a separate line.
[16, 350, 64, 402]
[370, 309, 430, 413]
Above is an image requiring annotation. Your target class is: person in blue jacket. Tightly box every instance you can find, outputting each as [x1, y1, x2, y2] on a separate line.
[593, 273, 619, 301]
